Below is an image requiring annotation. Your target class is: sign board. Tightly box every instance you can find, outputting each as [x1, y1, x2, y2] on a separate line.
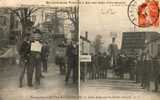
[31, 41, 42, 52]
[80, 55, 91, 62]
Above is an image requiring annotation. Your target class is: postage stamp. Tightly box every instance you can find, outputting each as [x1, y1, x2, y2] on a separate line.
[128, 0, 159, 27]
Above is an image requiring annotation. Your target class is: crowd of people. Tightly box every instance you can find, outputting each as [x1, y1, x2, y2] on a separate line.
[84, 50, 160, 92]
[85, 52, 135, 80]
[18, 30, 160, 91]
[80, 37, 160, 92]
[19, 28, 79, 88]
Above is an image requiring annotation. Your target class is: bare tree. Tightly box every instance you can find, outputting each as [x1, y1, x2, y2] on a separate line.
[8, 8, 39, 50]
[38, 7, 78, 41]
[9, 8, 39, 38]
[65, 7, 79, 41]
[51, 8, 60, 34]
[56, 7, 79, 41]
[65, 7, 78, 33]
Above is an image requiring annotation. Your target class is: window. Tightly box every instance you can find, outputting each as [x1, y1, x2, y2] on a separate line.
[157, 44, 160, 56]
[0, 16, 6, 25]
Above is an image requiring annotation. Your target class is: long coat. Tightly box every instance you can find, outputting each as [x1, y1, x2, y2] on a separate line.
[19, 40, 31, 62]
[108, 43, 118, 67]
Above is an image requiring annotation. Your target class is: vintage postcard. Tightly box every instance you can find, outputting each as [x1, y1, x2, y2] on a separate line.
[0, 0, 160, 100]
[0, 0, 79, 100]
[80, 0, 160, 100]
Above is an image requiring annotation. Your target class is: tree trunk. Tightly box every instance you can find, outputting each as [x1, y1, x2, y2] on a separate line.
[16, 22, 25, 53]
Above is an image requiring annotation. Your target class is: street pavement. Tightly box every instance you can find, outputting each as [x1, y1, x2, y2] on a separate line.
[80, 79, 160, 100]
[1, 63, 160, 100]
[0, 63, 78, 100]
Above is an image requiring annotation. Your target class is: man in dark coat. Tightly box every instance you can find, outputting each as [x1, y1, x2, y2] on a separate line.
[19, 35, 31, 87]
[58, 53, 66, 75]
[65, 40, 78, 84]
[41, 41, 49, 72]
[102, 52, 110, 79]
[56, 43, 66, 75]
[97, 52, 103, 79]
[91, 54, 98, 79]
[108, 37, 118, 69]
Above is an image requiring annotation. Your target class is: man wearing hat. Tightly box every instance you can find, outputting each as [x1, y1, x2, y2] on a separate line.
[19, 34, 31, 87]
[65, 39, 78, 84]
[108, 37, 118, 69]
[28, 30, 43, 87]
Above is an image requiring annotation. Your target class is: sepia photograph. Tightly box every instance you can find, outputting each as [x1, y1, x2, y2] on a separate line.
[0, 6, 79, 100]
[0, 0, 160, 100]
[79, 0, 160, 100]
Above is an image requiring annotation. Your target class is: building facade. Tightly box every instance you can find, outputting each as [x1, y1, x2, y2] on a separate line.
[80, 32, 91, 55]
[0, 9, 22, 46]
[146, 36, 160, 59]
[121, 32, 160, 57]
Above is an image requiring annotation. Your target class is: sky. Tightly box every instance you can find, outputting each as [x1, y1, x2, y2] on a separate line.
[79, 0, 160, 49]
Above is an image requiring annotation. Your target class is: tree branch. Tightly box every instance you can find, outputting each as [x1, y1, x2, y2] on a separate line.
[8, 8, 22, 20]
[27, 8, 39, 17]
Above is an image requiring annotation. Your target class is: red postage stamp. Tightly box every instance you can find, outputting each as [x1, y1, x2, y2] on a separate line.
[128, 0, 160, 27]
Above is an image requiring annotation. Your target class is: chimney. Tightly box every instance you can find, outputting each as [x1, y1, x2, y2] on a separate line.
[85, 31, 88, 39]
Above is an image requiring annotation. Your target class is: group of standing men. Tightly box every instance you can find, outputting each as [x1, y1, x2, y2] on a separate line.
[86, 37, 136, 80]
[19, 30, 49, 88]
[88, 52, 110, 79]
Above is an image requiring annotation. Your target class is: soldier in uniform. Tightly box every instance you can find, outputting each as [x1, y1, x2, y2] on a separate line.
[19, 34, 31, 87]
[108, 38, 118, 67]
[108, 37, 118, 75]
